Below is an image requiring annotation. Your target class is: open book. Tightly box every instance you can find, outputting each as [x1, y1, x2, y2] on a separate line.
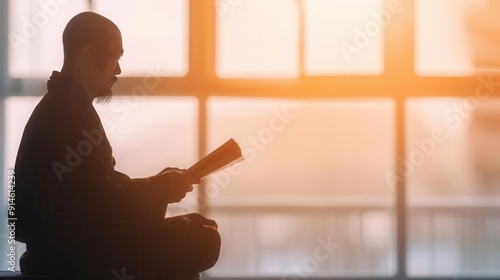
[184, 138, 244, 180]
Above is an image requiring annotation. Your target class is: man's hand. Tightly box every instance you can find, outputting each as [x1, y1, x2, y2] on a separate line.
[148, 168, 200, 203]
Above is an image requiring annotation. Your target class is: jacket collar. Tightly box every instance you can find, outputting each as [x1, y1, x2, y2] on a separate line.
[46, 71, 92, 103]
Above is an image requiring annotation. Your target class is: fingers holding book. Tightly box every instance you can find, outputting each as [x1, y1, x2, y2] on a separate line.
[148, 167, 198, 203]
[149, 138, 243, 203]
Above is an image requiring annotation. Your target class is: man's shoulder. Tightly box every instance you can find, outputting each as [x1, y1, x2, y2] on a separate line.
[34, 91, 85, 116]
[26, 93, 87, 132]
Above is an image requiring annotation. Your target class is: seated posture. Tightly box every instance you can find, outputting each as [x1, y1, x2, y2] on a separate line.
[13, 12, 220, 279]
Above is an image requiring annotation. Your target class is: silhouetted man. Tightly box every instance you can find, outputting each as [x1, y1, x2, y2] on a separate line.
[14, 12, 220, 279]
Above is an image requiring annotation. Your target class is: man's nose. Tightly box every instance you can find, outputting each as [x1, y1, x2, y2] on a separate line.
[114, 61, 121, 75]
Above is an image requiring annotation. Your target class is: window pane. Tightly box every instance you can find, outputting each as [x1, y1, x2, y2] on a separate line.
[407, 98, 500, 277]
[8, 0, 88, 78]
[1, 96, 198, 270]
[93, 97, 198, 178]
[206, 98, 395, 277]
[94, 0, 188, 76]
[416, 0, 500, 76]
[216, 0, 299, 78]
[304, 0, 385, 75]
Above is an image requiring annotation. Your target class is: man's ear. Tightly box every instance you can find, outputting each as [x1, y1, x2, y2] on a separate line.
[81, 43, 94, 60]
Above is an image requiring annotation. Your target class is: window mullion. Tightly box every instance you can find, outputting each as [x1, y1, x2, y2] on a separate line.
[189, 0, 216, 86]
[383, 0, 413, 276]
[190, 0, 216, 216]
[1, 0, 8, 95]
[298, 0, 305, 77]
[0, 0, 9, 267]
[395, 96, 407, 278]
[384, 0, 414, 80]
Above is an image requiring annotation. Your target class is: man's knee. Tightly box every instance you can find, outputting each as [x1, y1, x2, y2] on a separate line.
[160, 213, 221, 269]
[199, 225, 221, 271]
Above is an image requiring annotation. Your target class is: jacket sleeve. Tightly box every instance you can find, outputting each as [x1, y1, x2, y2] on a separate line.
[46, 110, 169, 234]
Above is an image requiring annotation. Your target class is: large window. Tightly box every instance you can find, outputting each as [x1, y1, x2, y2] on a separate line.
[2, 0, 500, 279]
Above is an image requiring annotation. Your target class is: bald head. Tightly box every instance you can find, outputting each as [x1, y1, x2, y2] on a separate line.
[60, 12, 123, 101]
[62, 12, 123, 69]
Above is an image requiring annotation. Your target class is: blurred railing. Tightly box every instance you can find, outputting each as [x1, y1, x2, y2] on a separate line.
[198, 196, 500, 279]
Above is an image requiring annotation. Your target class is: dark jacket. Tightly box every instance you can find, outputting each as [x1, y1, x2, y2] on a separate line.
[14, 71, 166, 277]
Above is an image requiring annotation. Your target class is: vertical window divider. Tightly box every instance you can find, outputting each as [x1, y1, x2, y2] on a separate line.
[383, 0, 414, 277]
[190, 0, 217, 216]
[297, 0, 306, 77]
[395, 96, 407, 278]
[0, 0, 8, 96]
[198, 96, 208, 216]
[0, 0, 9, 267]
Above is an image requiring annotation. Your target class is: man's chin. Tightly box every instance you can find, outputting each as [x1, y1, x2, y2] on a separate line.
[96, 92, 113, 104]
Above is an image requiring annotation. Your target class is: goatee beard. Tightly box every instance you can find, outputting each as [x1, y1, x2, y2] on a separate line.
[96, 91, 113, 104]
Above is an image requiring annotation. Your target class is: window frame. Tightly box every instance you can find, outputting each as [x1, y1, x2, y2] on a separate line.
[2, 0, 500, 279]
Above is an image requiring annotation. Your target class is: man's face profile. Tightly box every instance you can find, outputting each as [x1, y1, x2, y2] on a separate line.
[90, 33, 123, 103]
